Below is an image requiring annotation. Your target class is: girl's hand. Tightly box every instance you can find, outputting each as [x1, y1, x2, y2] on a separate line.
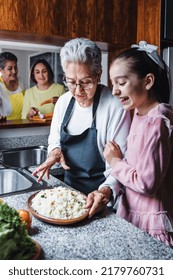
[103, 140, 122, 167]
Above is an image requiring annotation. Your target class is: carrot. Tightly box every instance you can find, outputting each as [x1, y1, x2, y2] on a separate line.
[44, 112, 53, 119]
[39, 98, 52, 106]
[29, 116, 46, 122]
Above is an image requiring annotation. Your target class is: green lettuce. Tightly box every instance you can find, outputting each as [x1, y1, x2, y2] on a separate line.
[0, 200, 37, 260]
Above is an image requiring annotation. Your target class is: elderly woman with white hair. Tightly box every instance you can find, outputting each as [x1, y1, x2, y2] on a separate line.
[33, 38, 131, 203]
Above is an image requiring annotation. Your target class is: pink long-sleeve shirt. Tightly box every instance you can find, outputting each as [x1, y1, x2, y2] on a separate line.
[112, 103, 173, 246]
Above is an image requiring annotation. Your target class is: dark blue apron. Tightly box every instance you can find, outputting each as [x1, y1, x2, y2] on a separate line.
[60, 85, 105, 195]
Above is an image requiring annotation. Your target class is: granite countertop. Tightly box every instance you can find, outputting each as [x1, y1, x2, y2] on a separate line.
[2, 184, 173, 260]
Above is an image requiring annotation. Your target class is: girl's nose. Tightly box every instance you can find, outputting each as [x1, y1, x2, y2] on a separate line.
[112, 87, 121, 96]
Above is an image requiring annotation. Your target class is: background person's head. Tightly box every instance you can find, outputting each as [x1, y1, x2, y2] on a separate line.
[110, 44, 170, 105]
[30, 59, 54, 85]
[0, 52, 18, 83]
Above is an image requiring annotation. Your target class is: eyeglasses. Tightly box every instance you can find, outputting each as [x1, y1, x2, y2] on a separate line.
[63, 77, 97, 91]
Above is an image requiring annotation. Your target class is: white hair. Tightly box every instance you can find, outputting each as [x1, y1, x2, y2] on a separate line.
[60, 38, 102, 74]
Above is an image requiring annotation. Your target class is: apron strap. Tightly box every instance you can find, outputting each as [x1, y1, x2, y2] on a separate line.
[92, 84, 103, 127]
[62, 97, 75, 126]
[62, 84, 103, 127]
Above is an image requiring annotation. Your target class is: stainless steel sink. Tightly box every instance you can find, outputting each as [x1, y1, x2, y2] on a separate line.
[0, 146, 47, 168]
[0, 169, 33, 195]
[0, 146, 64, 196]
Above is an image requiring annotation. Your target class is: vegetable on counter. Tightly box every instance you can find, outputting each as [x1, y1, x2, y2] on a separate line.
[17, 209, 32, 230]
[44, 112, 53, 119]
[39, 98, 53, 106]
[29, 112, 53, 121]
[0, 200, 36, 260]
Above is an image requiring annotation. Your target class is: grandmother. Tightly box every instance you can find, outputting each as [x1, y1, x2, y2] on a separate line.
[33, 38, 131, 200]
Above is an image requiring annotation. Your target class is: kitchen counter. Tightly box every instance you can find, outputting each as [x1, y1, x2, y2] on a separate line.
[2, 180, 173, 260]
[0, 119, 51, 129]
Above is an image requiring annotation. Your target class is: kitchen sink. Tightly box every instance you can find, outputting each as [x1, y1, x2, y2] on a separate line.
[0, 146, 47, 168]
[0, 146, 64, 196]
[0, 169, 33, 195]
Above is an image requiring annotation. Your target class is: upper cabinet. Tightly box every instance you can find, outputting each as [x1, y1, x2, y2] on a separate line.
[0, 0, 137, 48]
[1, 0, 173, 49]
[137, 0, 162, 48]
[137, 0, 173, 51]
[0, 0, 68, 37]
[67, 0, 137, 46]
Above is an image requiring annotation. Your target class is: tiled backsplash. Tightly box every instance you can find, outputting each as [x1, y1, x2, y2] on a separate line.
[0, 134, 48, 150]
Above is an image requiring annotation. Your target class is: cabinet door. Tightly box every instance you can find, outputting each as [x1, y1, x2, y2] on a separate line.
[95, 0, 137, 45]
[0, 0, 68, 37]
[0, 0, 137, 46]
[25, 0, 68, 37]
[67, 0, 96, 39]
[0, 0, 26, 31]
[137, 0, 161, 47]
[68, 0, 137, 45]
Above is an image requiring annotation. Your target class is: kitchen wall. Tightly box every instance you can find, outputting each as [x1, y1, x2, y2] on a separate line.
[1, 47, 60, 89]
[1, 0, 170, 150]
[4, 0, 167, 92]
[0, 1, 166, 61]
[0, 0, 137, 46]
[1, 43, 109, 89]
[1, 0, 167, 91]
[0, 48, 30, 89]
[0, 126, 50, 150]
[0, 0, 138, 73]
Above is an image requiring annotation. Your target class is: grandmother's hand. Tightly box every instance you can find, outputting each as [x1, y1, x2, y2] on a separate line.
[86, 187, 112, 217]
[103, 140, 122, 168]
[32, 148, 70, 182]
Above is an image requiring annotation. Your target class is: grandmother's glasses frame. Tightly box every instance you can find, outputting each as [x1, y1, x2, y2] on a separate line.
[63, 76, 97, 91]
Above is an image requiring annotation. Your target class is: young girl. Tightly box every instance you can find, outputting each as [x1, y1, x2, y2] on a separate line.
[87, 41, 173, 247]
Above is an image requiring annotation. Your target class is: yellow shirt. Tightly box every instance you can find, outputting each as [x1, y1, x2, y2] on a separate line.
[22, 83, 65, 119]
[0, 77, 24, 120]
[8, 91, 24, 120]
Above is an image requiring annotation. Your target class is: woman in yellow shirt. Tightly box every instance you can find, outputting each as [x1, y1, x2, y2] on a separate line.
[22, 59, 65, 119]
[0, 52, 24, 120]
